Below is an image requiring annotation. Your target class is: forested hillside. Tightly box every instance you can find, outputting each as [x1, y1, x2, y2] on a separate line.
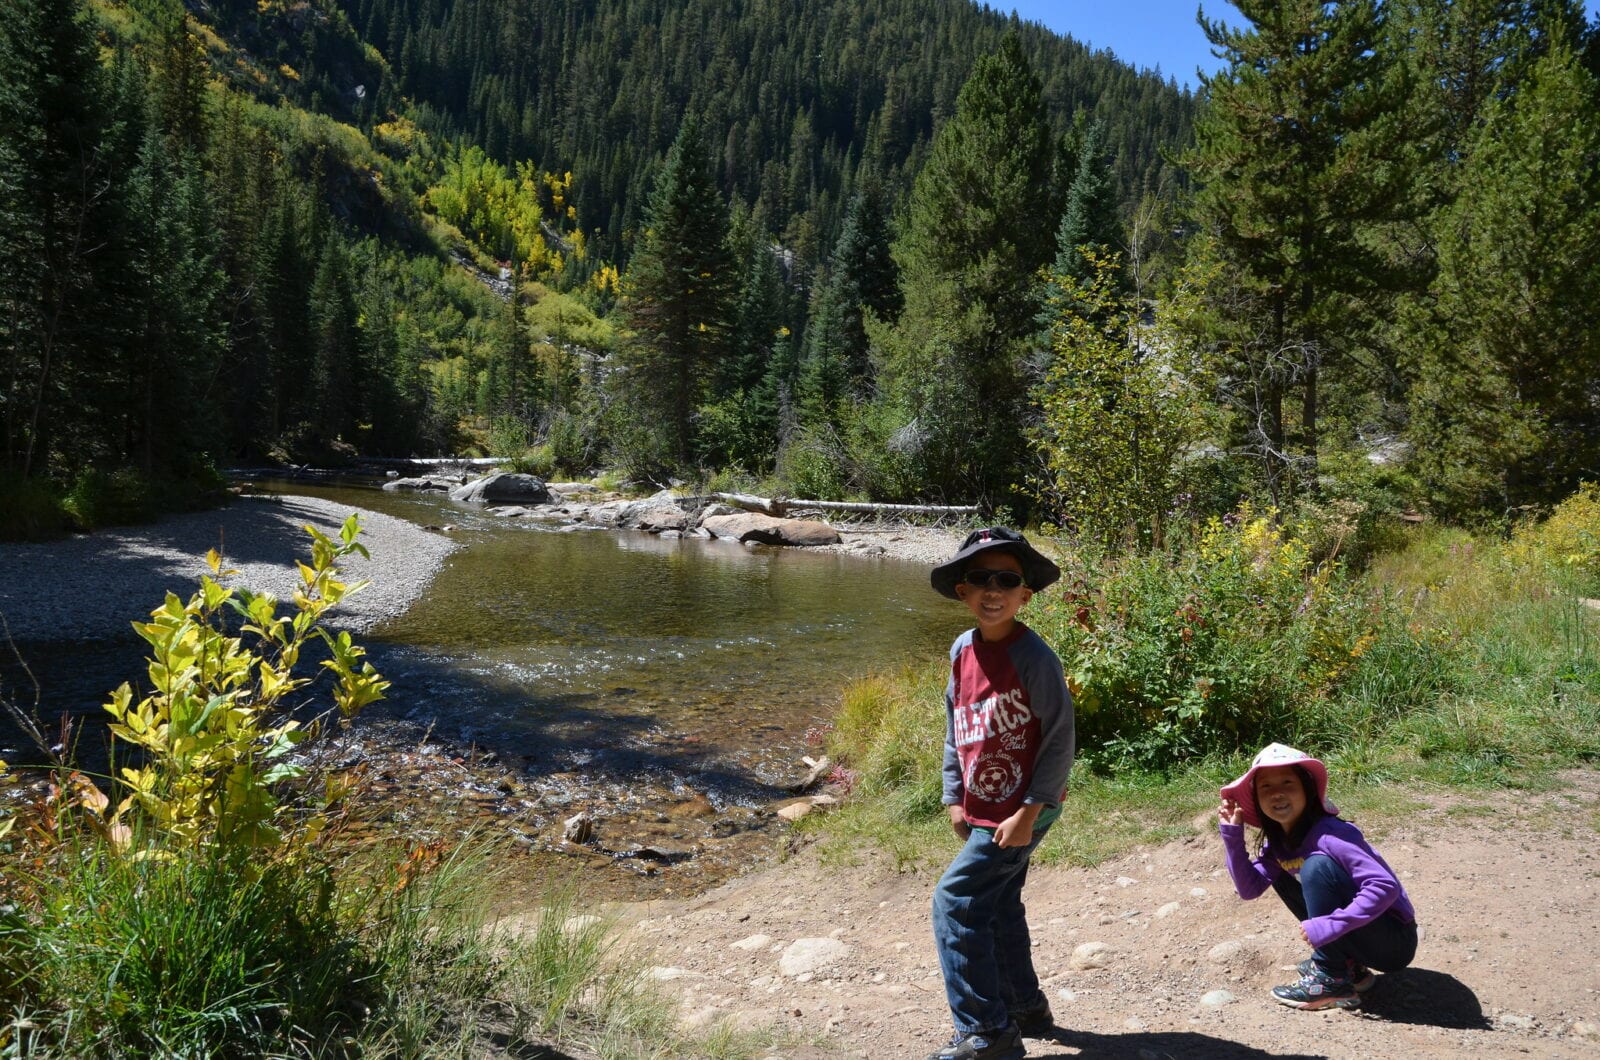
[342, 0, 1194, 264]
[3, 0, 1598, 544]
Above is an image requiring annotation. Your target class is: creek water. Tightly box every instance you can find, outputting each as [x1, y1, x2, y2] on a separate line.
[5, 480, 960, 899]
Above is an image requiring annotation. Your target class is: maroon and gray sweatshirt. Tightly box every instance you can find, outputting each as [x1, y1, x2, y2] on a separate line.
[941, 622, 1075, 831]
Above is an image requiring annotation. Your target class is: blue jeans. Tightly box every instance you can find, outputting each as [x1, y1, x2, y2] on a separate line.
[1272, 853, 1418, 976]
[932, 826, 1049, 1035]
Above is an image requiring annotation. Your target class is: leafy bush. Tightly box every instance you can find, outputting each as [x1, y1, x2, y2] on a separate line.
[776, 424, 848, 500]
[0, 473, 71, 541]
[1504, 481, 1600, 595]
[63, 467, 155, 527]
[1032, 507, 1432, 772]
[512, 443, 559, 477]
[544, 406, 598, 475]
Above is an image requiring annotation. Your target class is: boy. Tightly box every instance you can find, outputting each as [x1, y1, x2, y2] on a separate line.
[926, 527, 1075, 1060]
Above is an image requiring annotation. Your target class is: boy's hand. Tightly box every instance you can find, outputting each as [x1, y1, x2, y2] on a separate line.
[994, 804, 1043, 848]
[947, 804, 971, 840]
[1219, 798, 1245, 827]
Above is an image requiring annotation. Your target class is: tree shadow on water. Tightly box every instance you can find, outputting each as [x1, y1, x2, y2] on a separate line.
[1356, 967, 1491, 1030]
[1034, 1028, 1326, 1058]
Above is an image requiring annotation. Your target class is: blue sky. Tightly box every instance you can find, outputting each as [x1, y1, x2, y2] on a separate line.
[999, 1, 1600, 90]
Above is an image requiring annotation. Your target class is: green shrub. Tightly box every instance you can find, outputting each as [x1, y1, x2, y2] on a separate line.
[1031, 507, 1429, 772]
[776, 425, 848, 500]
[512, 442, 558, 477]
[0, 473, 72, 541]
[545, 406, 598, 475]
[1504, 481, 1600, 595]
[63, 467, 155, 527]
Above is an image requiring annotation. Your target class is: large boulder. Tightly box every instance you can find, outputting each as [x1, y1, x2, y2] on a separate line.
[449, 472, 551, 505]
[382, 475, 459, 493]
[613, 489, 692, 532]
[701, 512, 841, 546]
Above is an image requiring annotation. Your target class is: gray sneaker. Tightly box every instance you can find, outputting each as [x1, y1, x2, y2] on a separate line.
[1297, 957, 1376, 992]
[925, 1024, 1026, 1060]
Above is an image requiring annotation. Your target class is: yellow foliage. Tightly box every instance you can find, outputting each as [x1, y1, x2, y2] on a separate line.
[90, 517, 388, 862]
[278, 63, 299, 81]
[1505, 482, 1600, 586]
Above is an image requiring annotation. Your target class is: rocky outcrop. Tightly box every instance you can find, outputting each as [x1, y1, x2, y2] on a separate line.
[448, 472, 551, 505]
[383, 475, 460, 493]
[445, 474, 845, 549]
[702, 512, 842, 546]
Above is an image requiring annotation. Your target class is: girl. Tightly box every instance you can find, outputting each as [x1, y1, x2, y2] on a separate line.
[1218, 743, 1419, 1010]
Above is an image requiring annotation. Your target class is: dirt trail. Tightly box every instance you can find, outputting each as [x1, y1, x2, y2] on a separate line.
[617, 771, 1600, 1058]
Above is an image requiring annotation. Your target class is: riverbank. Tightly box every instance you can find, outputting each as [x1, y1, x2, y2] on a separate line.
[0, 494, 458, 642]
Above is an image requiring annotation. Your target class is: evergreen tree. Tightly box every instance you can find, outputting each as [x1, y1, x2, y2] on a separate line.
[801, 181, 899, 420]
[0, 0, 108, 479]
[618, 115, 736, 468]
[308, 231, 360, 446]
[1182, 0, 1420, 503]
[1402, 24, 1600, 514]
[875, 32, 1057, 503]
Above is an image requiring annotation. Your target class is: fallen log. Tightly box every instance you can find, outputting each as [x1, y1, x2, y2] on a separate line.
[692, 492, 979, 518]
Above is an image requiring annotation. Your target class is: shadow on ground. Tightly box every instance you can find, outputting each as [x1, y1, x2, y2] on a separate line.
[1036, 1028, 1327, 1058]
[1358, 967, 1490, 1030]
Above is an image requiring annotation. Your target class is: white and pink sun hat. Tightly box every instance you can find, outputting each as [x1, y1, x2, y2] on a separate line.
[1219, 743, 1339, 828]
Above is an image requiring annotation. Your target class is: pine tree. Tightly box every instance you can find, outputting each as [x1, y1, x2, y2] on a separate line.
[802, 182, 899, 416]
[875, 32, 1057, 503]
[1182, 0, 1419, 502]
[308, 231, 359, 446]
[1402, 22, 1600, 513]
[0, 0, 107, 479]
[619, 115, 736, 468]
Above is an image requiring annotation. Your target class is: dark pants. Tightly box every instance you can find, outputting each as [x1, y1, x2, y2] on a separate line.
[1273, 853, 1418, 977]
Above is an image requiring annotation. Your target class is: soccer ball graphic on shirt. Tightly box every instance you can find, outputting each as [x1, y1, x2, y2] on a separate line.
[966, 752, 1025, 804]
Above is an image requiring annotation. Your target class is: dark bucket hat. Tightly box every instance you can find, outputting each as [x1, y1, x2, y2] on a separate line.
[930, 527, 1061, 600]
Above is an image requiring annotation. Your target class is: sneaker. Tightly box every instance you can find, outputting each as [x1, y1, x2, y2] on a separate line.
[925, 1024, 1026, 1060]
[1297, 957, 1376, 993]
[1009, 999, 1054, 1036]
[1272, 964, 1361, 1011]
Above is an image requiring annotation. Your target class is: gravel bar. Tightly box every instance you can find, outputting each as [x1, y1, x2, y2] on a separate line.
[0, 495, 457, 643]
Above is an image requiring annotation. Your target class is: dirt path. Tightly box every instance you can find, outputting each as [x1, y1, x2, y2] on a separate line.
[616, 771, 1600, 1058]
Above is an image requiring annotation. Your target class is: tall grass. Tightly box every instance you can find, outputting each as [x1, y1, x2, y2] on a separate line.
[0, 824, 733, 1057]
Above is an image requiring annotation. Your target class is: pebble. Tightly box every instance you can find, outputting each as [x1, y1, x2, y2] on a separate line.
[1200, 989, 1236, 1007]
[731, 934, 772, 952]
[1155, 902, 1182, 919]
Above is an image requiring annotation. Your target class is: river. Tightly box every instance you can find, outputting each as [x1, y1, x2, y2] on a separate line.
[4, 479, 960, 899]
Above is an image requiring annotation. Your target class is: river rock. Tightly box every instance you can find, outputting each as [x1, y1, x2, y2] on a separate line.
[450, 472, 552, 505]
[700, 512, 841, 546]
[614, 490, 692, 532]
[778, 937, 852, 977]
[777, 801, 813, 822]
[563, 812, 594, 844]
[383, 475, 458, 493]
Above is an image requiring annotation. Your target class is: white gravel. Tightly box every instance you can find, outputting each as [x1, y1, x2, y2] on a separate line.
[0, 495, 457, 642]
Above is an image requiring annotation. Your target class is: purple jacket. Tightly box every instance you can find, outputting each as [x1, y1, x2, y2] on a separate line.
[1220, 817, 1416, 949]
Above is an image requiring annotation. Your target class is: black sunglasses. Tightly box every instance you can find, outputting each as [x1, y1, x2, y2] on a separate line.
[962, 569, 1025, 590]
